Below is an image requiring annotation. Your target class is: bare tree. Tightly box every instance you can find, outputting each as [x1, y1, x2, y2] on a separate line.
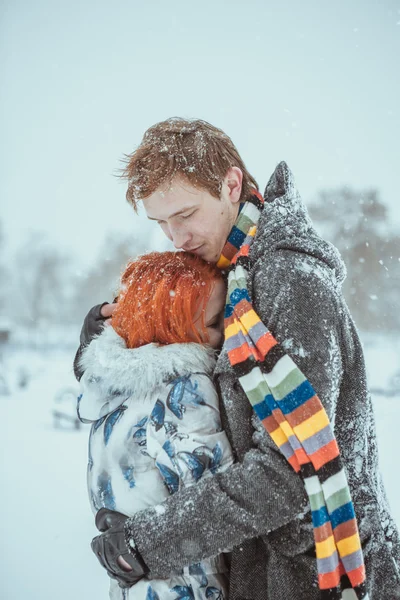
[72, 223, 172, 324]
[13, 232, 74, 327]
[0, 221, 8, 315]
[308, 188, 400, 331]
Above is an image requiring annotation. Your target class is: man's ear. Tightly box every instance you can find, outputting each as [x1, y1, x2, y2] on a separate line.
[224, 167, 243, 205]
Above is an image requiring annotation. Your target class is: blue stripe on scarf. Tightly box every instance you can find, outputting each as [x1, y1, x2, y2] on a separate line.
[330, 502, 355, 529]
[265, 392, 283, 413]
[225, 303, 234, 318]
[227, 225, 247, 248]
[230, 287, 251, 307]
[253, 400, 272, 421]
[312, 505, 330, 528]
[277, 380, 315, 414]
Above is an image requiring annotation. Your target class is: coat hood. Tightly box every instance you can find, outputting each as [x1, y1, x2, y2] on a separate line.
[251, 161, 346, 285]
[77, 326, 217, 422]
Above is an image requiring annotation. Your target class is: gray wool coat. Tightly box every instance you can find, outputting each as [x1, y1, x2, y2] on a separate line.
[123, 162, 400, 599]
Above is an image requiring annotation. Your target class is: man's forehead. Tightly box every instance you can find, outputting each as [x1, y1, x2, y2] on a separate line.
[143, 179, 202, 219]
[159, 176, 200, 197]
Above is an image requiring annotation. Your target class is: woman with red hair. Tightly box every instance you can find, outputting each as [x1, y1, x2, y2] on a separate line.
[77, 251, 233, 600]
[112, 250, 226, 350]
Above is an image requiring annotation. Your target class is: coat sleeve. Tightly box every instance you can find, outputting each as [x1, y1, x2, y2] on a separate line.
[124, 257, 343, 578]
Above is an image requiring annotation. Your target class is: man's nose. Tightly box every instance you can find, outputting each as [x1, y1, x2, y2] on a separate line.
[170, 226, 191, 250]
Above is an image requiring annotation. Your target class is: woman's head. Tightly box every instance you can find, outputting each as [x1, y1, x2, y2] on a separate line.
[111, 251, 226, 349]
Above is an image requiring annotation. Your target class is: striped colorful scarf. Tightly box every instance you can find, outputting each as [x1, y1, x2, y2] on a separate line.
[217, 190, 368, 600]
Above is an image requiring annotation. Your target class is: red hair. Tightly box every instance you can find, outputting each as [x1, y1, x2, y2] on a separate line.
[111, 251, 223, 348]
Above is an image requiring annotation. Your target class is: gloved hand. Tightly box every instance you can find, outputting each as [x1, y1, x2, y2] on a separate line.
[73, 302, 115, 381]
[91, 508, 149, 589]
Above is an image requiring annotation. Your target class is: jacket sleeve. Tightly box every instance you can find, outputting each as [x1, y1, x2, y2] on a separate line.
[124, 259, 343, 577]
[73, 302, 109, 381]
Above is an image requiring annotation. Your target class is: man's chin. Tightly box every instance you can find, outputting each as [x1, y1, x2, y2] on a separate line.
[188, 245, 219, 264]
[198, 248, 220, 264]
[202, 253, 219, 264]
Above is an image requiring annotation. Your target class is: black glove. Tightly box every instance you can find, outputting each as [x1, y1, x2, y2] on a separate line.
[91, 508, 149, 589]
[73, 302, 109, 381]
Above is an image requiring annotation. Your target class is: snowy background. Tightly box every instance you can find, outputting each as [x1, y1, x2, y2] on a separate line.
[1, 0, 400, 598]
[0, 334, 399, 600]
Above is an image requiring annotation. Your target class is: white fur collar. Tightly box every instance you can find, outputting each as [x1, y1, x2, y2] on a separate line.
[78, 326, 217, 421]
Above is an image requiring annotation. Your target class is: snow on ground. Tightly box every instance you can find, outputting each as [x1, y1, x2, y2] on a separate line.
[0, 347, 110, 600]
[0, 333, 399, 600]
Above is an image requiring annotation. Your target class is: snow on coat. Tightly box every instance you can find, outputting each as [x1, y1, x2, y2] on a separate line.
[78, 327, 234, 600]
[124, 162, 400, 600]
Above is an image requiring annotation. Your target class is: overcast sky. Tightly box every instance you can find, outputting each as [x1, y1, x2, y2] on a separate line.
[1, 0, 399, 267]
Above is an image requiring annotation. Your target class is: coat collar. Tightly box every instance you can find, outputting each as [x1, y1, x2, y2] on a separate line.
[250, 161, 346, 283]
[78, 326, 217, 421]
[214, 161, 346, 377]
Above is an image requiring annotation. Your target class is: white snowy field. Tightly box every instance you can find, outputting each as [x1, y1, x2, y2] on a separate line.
[0, 334, 399, 600]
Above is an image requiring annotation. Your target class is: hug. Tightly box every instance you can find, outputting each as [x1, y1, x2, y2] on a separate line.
[74, 118, 400, 600]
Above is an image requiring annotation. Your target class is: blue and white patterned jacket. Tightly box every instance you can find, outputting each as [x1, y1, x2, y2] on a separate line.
[78, 326, 234, 600]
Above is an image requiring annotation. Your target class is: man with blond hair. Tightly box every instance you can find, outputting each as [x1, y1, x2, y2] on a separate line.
[74, 118, 400, 600]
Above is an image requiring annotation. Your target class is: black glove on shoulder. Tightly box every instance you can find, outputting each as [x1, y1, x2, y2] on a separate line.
[73, 302, 109, 381]
[91, 508, 148, 589]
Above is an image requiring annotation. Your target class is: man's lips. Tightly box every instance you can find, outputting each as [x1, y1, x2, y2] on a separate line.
[184, 244, 204, 253]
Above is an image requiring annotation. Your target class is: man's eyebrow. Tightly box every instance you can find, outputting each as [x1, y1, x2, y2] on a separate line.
[147, 206, 196, 221]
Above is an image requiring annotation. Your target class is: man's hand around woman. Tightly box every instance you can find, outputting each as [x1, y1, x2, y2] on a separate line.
[91, 508, 148, 589]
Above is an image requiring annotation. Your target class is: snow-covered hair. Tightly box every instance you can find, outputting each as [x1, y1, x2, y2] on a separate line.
[111, 251, 223, 348]
[119, 117, 259, 211]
